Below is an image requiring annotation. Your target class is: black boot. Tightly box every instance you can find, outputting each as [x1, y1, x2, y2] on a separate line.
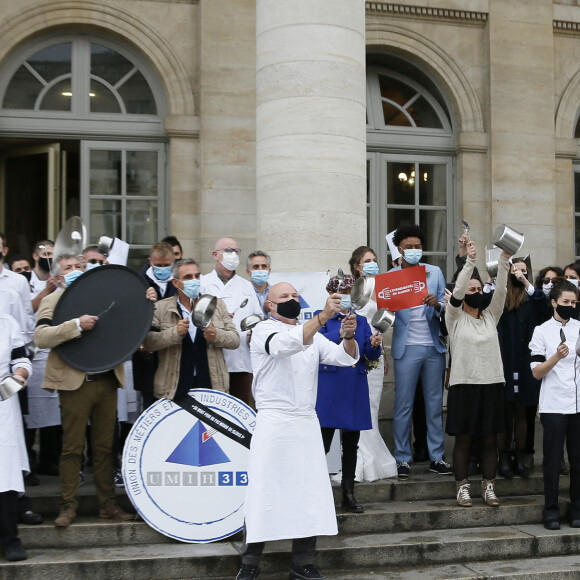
[498, 450, 513, 479]
[341, 478, 363, 513]
[514, 450, 530, 479]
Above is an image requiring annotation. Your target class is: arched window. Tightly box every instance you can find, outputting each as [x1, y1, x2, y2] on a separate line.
[366, 65, 455, 276]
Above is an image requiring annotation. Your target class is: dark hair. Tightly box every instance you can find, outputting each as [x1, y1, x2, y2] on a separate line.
[393, 224, 425, 248]
[349, 246, 376, 278]
[505, 257, 528, 311]
[534, 266, 564, 289]
[549, 280, 578, 302]
[162, 235, 182, 252]
[32, 239, 54, 256]
[8, 254, 31, 268]
[451, 264, 482, 285]
[563, 263, 580, 279]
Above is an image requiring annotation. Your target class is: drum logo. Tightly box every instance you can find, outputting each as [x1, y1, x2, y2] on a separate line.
[123, 389, 256, 543]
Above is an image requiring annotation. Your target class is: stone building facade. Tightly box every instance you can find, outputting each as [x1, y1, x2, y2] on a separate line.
[1, 0, 580, 279]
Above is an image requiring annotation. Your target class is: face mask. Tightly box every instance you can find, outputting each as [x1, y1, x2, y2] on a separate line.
[251, 270, 269, 286]
[542, 282, 553, 297]
[568, 278, 579, 288]
[464, 292, 484, 310]
[556, 304, 576, 321]
[63, 269, 83, 286]
[402, 249, 422, 265]
[220, 252, 240, 271]
[153, 265, 172, 281]
[510, 274, 524, 287]
[85, 262, 101, 272]
[274, 298, 301, 319]
[180, 279, 201, 300]
[340, 295, 352, 310]
[38, 257, 52, 273]
[362, 262, 379, 276]
[19, 271, 32, 282]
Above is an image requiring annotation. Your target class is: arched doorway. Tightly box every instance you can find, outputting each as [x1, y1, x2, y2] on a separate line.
[366, 62, 456, 276]
[0, 34, 167, 267]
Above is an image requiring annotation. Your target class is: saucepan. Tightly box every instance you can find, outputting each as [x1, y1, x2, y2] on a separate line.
[240, 313, 265, 332]
[0, 375, 24, 401]
[492, 224, 524, 257]
[192, 294, 217, 330]
[339, 275, 375, 338]
[485, 246, 502, 279]
[371, 308, 395, 333]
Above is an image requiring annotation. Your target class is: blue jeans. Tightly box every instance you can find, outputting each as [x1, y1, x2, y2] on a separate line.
[393, 345, 445, 463]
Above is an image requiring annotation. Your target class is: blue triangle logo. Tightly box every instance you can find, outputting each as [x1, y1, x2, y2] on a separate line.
[298, 295, 309, 309]
[166, 421, 230, 467]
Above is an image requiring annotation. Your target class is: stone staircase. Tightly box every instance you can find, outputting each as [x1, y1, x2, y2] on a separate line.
[2, 468, 580, 580]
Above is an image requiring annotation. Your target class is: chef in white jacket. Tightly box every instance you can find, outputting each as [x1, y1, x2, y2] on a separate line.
[0, 313, 32, 562]
[236, 282, 359, 580]
[201, 237, 263, 408]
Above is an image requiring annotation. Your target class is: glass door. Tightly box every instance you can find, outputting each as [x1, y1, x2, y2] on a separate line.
[81, 141, 165, 269]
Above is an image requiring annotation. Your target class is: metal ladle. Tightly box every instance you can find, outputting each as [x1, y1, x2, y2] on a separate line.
[461, 219, 470, 241]
[231, 298, 249, 316]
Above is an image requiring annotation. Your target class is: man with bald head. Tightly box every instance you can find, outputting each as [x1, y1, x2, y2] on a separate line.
[201, 237, 263, 407]
[235, 282, 359, 580]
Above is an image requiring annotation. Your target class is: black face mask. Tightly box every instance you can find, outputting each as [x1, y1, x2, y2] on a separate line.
[464, 292, 484, 310]
[19, 271, 32, 283]
[510, 274, 525, 287]
[556, 304, 576, 321]
[275, 298, 301, 319]
[38, 257, 52, 273]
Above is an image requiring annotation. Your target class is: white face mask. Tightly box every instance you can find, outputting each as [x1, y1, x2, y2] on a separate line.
[220, 252, 240, 271]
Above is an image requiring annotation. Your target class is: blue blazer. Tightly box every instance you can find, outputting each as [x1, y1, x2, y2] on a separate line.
[314, 311, 380, 431]
[389, 263, 446, 359]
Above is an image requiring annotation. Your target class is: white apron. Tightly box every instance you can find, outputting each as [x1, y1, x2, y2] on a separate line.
[244, 408, 338, 543]
[355, 299, 397, 482]
[0, 395, 29, 493]
[24, 354, 61, 429]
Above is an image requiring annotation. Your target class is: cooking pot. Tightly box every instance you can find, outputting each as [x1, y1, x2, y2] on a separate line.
[351, 275, 375, 311]
[371, 308, 395, 333]
[192, 294, 217, 330]
[492, 224, 524, 257]
[240, 313, 264, 332]
[0, 375, 24, 401]
[485, 246, 502, 279]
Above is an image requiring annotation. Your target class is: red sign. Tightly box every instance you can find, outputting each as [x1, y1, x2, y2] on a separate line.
[375, 266, 428, 311]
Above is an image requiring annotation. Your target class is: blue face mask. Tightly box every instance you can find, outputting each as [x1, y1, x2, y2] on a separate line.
[63, 269, 83, 286]
[340, 295, 352, 310]
[180, 279, 201, 300]
[85, 262, 100, 272]
[362, 262, 379, 276]
[251, 270, 269, 286]
[153, 265, 172, 281]
[403, 249, 422, 265]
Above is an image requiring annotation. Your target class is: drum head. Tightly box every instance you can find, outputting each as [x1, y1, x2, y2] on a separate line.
[52, 265, 154, 372]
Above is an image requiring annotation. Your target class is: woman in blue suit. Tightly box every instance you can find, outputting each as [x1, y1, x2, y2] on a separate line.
[315, 275, 382, 513]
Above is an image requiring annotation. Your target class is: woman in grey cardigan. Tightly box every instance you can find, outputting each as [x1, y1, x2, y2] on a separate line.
[445, 241, 510, 507]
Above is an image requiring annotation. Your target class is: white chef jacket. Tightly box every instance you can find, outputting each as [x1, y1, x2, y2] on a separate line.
[201, 270, 262, 373]
[529, 316, 580, 414]
[0, 265, 34, 342]
[244, 317, 359, 543]
[0, 313, 32, 493]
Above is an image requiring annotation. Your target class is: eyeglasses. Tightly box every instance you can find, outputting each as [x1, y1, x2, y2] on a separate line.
[219, 248, 241, 255]
[87, 259, 105, 265]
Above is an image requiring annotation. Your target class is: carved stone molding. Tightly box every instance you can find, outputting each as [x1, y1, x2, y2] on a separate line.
[554, 19, 580, 32]
[365, 2, 487, 23]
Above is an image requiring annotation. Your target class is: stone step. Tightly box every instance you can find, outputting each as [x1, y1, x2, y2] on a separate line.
[5, 524, 580, 580]
[19, 494, 553, 549]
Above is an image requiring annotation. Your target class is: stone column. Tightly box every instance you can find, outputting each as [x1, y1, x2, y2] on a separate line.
[488, 0, 556, 267]
[256, 1, 366, 272]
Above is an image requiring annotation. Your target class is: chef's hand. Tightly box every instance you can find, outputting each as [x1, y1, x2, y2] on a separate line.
[46, 276, 57, 293]
[177, 318, 190, 336]
[12, 373, 27, 387]
[204, 323, 217, 342]
[466, 241, 477, 260]
[370, 333, 382, 348]
[322, 293, 342, 321]
[79, 315, 98, 331]
[340, 313, 357, 338]
[555, 343, 569, 360]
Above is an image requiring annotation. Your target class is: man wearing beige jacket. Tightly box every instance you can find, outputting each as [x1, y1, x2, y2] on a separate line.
[143, 259, 240, 401]
[34, 253, 133, 528]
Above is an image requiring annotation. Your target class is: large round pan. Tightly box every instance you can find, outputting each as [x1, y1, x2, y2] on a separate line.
[52, 265, 154, 372]
[351, 275, 375, 311]
[192, 294, 217, 330]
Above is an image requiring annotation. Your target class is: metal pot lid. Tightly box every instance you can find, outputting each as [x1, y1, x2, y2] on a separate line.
[52, 265, 154, 372]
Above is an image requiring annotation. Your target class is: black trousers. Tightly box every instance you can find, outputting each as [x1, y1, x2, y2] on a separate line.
[540, 412, 580, 521]
[321, 428, 360, 480]
[241, 528, 316, 567]
[0, 491, 19, 549]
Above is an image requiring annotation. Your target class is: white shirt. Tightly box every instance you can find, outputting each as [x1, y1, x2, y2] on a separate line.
[0, 265, 34, 342]
[201, 269, 262, 373]
[145, 266, 171, 297]
[529, 317, 580, 414]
